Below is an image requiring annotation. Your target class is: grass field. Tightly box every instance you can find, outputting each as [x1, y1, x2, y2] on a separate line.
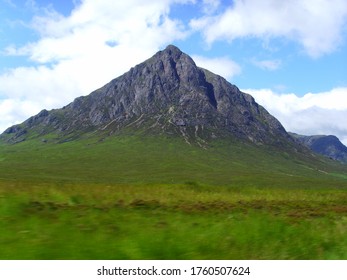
[0, 133, 347, 259]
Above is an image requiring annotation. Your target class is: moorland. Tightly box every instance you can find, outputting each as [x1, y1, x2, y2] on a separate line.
[1, 133, 346, 259]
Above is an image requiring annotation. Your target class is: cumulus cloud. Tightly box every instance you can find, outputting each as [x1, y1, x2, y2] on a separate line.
[0, 98, 41, 130]
[0, 0, 193, 133]
[190, 0, 347, 57]
[192, 55, 241, 80]
[245, 87, 347, 145]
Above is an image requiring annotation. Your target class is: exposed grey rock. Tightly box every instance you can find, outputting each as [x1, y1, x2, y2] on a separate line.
[290, 133, 347, 163]
[2, 45, 294, 147]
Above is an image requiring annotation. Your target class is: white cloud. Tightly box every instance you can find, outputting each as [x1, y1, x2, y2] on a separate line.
[0, 0, 193, 133]
[251, 59, 281, 71]
[192, 55, 241, 80]
[245, 87, 347, 145]
[18, 0, 191, 63]
[0, 98, 41, 130]
[190, 0, 347, 57]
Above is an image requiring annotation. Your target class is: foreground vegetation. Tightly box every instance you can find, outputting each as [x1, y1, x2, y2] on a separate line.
[0, 134, 347, 259]
[1, 182, 346, 259]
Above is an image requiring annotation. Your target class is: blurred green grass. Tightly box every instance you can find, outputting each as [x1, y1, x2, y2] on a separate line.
[0, 134, 347, 259]
[0, 182, 346, 259]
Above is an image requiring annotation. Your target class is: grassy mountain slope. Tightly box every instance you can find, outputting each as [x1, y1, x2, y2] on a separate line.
[1, 131, 346, 187]
[1, 133, 347, 259]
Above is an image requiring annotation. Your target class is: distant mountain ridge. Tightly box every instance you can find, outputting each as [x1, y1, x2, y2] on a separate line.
[2, 45, 295, 148]
[290, 133, 347, 163]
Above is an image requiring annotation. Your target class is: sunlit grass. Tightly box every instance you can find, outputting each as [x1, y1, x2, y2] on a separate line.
[0, 133, 347, 259]
[0, 182, 346, 259]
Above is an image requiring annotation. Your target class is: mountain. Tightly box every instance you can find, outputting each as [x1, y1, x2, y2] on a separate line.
[1, 45, 293, 147]
[290, 133, 347, 163]
[1, 45, 347, 186]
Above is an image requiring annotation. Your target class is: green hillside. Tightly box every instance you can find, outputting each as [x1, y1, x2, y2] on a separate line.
[1, 133, 347, 259]
[1, 131, 346, 186]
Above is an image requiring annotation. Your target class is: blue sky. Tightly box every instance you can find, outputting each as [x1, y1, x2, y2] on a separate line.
[1, 0, 347, 144]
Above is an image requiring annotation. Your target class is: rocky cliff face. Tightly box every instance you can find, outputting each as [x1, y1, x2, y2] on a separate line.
[290, 133, 347, 163]
[2, 45, 293, 146]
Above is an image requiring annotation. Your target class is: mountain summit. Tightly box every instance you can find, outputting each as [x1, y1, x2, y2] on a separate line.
[2, 45, 292, 146]
[290, 133, 347, 163]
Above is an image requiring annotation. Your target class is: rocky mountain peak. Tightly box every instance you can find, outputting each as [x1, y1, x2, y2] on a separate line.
[1, 45, 293, 147]
[290, 133, 347, 162]
[163, 44, 182, 53]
